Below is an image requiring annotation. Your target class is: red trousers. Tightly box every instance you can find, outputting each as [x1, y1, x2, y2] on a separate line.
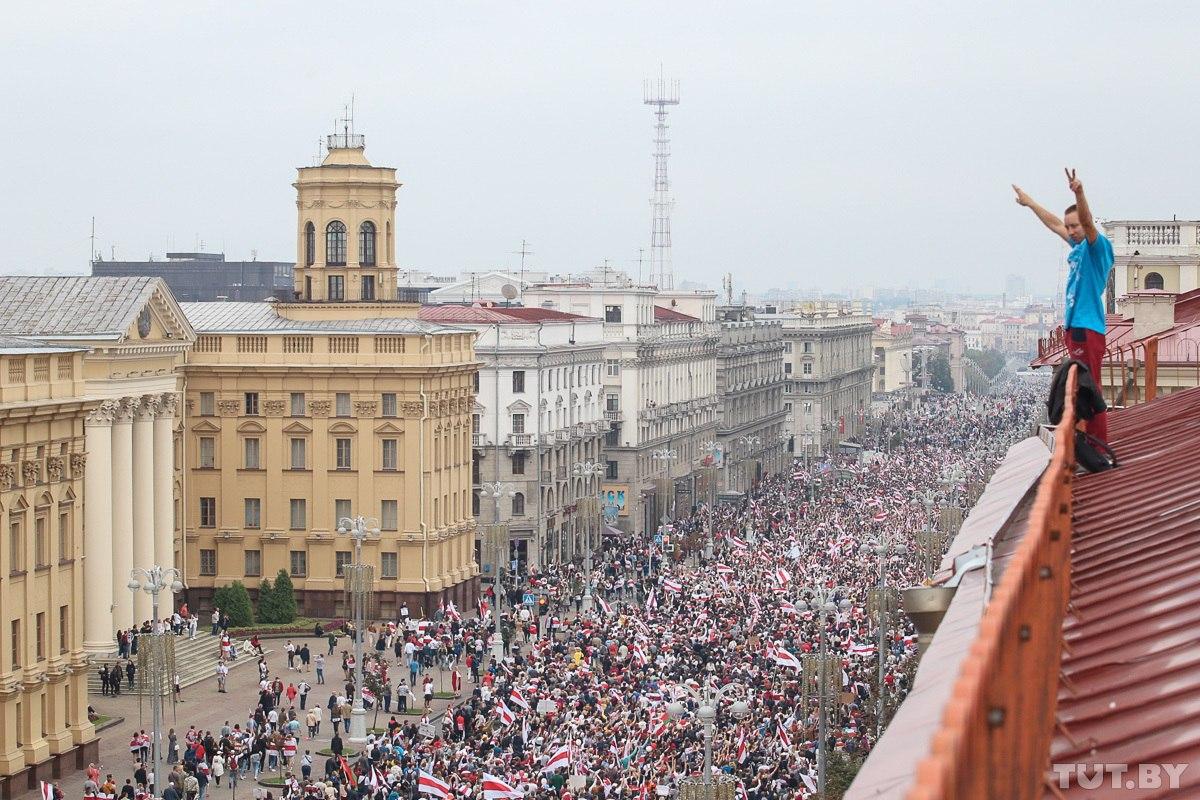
[1065, 327, 1108, 441]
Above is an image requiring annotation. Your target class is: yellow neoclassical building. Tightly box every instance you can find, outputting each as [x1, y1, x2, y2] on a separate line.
[180, 130, 479, 616]
[0, 338, 97, 791]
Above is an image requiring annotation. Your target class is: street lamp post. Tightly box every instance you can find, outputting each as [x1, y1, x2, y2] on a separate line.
[799, 584, 853, 799]
[477, 482, 514, 661]
[666, 667, 751, 796]
[699, 442, 723, 560]
[860, 531, 908, 739]
[336, 514, 380, 743]
[737, 436, 760, 494]
[651, 447, 678, 533]
[571, 461, 605, 613]
[127, 566, 184, 799]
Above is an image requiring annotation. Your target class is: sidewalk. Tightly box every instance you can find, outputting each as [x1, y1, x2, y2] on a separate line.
[14, 635, 465, 800]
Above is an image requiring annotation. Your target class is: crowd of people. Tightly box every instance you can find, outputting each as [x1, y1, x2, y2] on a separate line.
[82, 377, 1045, 800]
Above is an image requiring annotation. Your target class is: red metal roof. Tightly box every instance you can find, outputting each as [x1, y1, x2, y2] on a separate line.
[418, 304, 595, 324]
[653, 305, 700, 323]
[1048, 385, 1200, 796]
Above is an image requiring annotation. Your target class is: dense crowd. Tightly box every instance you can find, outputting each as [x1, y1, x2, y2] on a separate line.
[84, 378, 1045, 800]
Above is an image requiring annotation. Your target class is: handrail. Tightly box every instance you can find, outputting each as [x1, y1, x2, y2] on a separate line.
[908, 364, 1078, 800]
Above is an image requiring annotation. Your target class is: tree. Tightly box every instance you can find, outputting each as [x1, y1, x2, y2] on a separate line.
[965, 348, 1006, 380]
[914, 352, 954, 393]
[212, 581, 254, 627]
[256, 577, 277, 624]
[270, 569, 298, 624]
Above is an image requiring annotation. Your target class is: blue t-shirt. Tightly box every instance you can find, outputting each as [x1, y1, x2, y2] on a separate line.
[1064, 233, 1114, 334]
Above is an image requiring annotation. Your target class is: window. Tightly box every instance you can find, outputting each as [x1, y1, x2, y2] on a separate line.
[244, 498, 261, 529]
[785, 342, 793, 353]
[512, 413, 525, 434]
[604, 305, 622, 323]
[244, 437, 261, 469]
[784, 362, 793, 374]
[244, 392, 259, 416]
[303, 221, 317, 267]
[472, 414, 481, 434]
[288, 437, 306, 470]
[58, 512, 70, 561]
[10, 620, 20, 668]
[606, 359, 620, 377]
[803, 342, 812, 354]
[359, 221, 376, 266]
[606, 460, 618, 479]
[361, 275, 375, 300]
[199, 549, 216, 576]
[199, 436, 215, 469]
[802, 363, 813, 376]
[199, 497, 216, 528]
[327, 275, 345, 301]
[380, 552, 398, 579]
[58, 605, 68, 654]
[472, 492, 480, 516]
[336, 393, 351, 417]
[512, 493, 525, 516]
[803, 383, 813, 394]
[290, 392, 306, 417]
[473, 372, 480, 393]
[35, 613, 45, 661]
[335, 499, 352, 523]
[803, 402, 813, 413]
[510, 451, 526, 475]
[289, 499, 306, 530]
[326, 220, 347, 265]
[512, 371, 526, 393]
[381, 500, 398, 530]
[382, 439, 398, 470]
[604, 428, 619, 448]
[1144, 271, 1165, 290]
[335, 551, 352, 577]
[199, 392, 215, 417]
[606, 394, 619, 411]
[289, 550, 307, 577]
[382, 393, 397, 417]
[335, 438, 352, 470]
[244, 550, 262, 577]
[34, 517, 46, 568]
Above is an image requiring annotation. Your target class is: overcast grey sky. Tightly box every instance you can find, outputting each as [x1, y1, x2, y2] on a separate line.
[3, 2, 1198, 295]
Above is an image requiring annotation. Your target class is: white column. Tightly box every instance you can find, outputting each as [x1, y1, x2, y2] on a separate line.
[153, 394, 178, 608]
[132, 397, 157, 623]
[83, 401, 117, 653]
[110, 399, 136, 631]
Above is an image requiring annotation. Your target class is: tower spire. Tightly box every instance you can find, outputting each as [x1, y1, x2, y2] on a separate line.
[643, 69, 680, 291]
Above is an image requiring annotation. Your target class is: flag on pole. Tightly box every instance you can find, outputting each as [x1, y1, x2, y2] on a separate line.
[848, 643, 876, 657]
[339, 757, 355, 786]
[771, 646, 803, 671]
[774, 568, 790, 589]
[662, 579, 683, 594]
[495, 700, 516, 727]
[418, 771, 451, 800]
[715, 563, 734, 575]
[481, 774, 524, 800]
[597, 596, 612, 615]
[645, 590, 658, 611]
[509, 688, 530, 710]
[736, 731, 748, 764]
[777, 718, 791, 746]
[729, 536, 749, 550]
[542, 743, 572, 773]
[780, 601, 798, 615]
[632, 645, 648, 667]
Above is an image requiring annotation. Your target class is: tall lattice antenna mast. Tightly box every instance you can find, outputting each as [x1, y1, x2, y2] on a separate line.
[644, 68, 680, 291]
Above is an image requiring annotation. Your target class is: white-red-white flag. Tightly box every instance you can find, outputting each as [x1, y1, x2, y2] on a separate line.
[39, 783, 55, 800]
[775, 568, 791, 589]
[509, 688, 530, 710]
[848, 643, 876, 657]
[495, 700, 516, 727]
[597, 596, 612, 615]
[418, 771, 450, 799]
[715, 563, 734, 575]
[771, 646, 803, 671]
[481, 774, 523, 800]
[662, 579, 683, 594]
[541, 743, 572, 773]
[780, 601, 798, 615]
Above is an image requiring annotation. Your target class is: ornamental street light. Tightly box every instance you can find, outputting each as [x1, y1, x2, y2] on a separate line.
[860, 531, 908, 738]
[127, 565, 184, 799]
[572, 461, 606, 613]
[336, 514, 380, 742]
[699, 442, 723, 559]
[736, 435, 760, 492]
[799, 584, 853, 800]
[667, 666, 751, 798]
[477, 482, 514, 661]
[651, 447, 678, 532]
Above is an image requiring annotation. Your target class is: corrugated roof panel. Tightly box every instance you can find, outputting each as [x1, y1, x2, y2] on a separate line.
[181, 302, 465, 335]
[0, 276, 156, 338]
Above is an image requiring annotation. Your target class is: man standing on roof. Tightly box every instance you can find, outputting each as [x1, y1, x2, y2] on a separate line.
[1013, 168, 1113, 440]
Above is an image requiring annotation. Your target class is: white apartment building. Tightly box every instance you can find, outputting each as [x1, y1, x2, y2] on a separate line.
[872, 320, 915, 394]
[1103, 219, 1200, 305]
[524, 271, 720, 536]
[418, 305, 606, 570]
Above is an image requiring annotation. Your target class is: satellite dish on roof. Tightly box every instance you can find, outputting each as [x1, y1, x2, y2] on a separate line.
[500, 284, 519, 301]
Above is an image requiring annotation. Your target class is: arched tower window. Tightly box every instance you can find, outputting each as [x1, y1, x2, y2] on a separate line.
[1144, 271, 1165, 290]
[304, 222, 315, 266]
[326, 221, 347, 266]
[512, 493, 525, 516]
[359, 222, 376, 266]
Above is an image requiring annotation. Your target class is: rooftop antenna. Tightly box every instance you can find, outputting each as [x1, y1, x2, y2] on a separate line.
[722, 272, 733, 306]
[512, 239, 533, 286]
[90, 217, 96, 266]
[635, 248, 645, 285]
[644, 66, 680, 291]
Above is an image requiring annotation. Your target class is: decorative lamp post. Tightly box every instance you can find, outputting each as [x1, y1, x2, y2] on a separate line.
[477, 482, 514, 660]
[666, 666, 751, 799]
[699, 442, 723, 559]
[736, 435, 760, 492]
[571, 461, 605, 612]
[799, 584, 853, 799]
[860, 530, 908, 738]
[336, 514, 380, 742]
[651, 447, 678, 533]
[127, 565, 184, 799]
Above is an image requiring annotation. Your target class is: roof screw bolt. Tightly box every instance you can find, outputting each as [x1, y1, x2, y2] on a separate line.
[1049, 528, 1060, 541]
[1039, 566, 1052, 579]
[987, 707, 1005, 728]
[1018, 624, 1031, 642]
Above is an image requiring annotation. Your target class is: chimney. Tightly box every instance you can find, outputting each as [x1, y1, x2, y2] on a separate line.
[1121, 290, 1177, 340]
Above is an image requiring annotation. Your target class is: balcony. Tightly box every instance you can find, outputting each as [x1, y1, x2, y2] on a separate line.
[506, 433, 535, 449]
[572, 423, 588, 439]
[641, 407, 659, 421]
[540, 470, 552, 483]
[556, 466, 567, 481]
[471, 433, 489, 448]
[604, 409, 623, 422]
[554, 429, 570, 443]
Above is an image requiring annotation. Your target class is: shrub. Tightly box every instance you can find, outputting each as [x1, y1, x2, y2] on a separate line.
[212, 582, 254, 628]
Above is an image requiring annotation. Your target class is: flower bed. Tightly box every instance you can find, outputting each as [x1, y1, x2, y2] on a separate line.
[227, 618, 348, 638]
[315, 748, 359, 758]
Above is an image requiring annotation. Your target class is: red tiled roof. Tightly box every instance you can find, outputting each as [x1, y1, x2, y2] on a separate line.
[653, 305, 700, 323]
[1049, 386, 1200, 795]
[418, 304, 595, 324]
[1032, 289, 1200, 367]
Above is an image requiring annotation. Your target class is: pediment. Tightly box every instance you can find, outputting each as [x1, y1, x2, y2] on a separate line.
[120, 280, 197, 345]
[282, 420, 313, 435]
[373, 421, 405, 435]
[507, 399, 532, 413]
[236, 420, 267, 434]
[191, 419, 221, 433]
[328, 421, 358, 435]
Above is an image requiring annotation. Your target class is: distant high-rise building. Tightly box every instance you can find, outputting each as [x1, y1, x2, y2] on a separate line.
[1005, 273, 1027, 301]
[92, 252, 293, 302]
